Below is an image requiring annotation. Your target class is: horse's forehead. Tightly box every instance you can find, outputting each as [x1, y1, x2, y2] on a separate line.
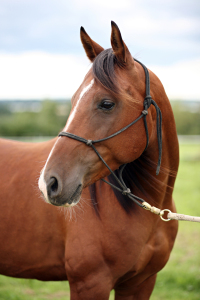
[65, 78, 95, 131]
[79, 78, 95, 101]
[77, 75, 105, 101]
[76, 65, 136, 105]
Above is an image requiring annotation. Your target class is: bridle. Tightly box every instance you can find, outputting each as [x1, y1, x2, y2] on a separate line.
[58, 59, 162, 209]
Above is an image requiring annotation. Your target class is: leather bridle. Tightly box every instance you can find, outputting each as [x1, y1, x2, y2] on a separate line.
[58, 59, 162, 208]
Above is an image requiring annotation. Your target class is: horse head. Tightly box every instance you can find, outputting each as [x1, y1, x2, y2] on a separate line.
[38, 22, 168, 208]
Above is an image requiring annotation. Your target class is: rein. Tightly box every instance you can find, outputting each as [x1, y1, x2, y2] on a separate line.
[58, 59, 200, 223]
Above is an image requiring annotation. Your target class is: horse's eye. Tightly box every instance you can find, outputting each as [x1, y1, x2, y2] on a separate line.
[98, 100, 115, 111]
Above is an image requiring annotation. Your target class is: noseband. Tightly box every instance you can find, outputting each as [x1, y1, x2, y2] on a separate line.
[59, 59, 162, 208]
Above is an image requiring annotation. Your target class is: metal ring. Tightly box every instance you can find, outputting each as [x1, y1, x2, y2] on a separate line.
[160, 209, 172, 222]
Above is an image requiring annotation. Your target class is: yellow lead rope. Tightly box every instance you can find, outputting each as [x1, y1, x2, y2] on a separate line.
[142, 202, 200, 223]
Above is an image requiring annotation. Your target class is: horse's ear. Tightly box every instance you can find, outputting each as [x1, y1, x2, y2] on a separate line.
[80, 27, 104, 62]
[111, 21, 133, 66]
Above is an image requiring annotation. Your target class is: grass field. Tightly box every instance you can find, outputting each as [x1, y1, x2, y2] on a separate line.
[151, 143, 200, 300]
[0, 142, 199, 300]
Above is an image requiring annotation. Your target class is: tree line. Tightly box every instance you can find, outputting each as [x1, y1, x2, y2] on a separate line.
[0, 100, 200, 137]
[0, 100, 71, 137]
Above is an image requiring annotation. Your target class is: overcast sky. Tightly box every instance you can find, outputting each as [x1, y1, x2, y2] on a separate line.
[0, 0, 199, 100]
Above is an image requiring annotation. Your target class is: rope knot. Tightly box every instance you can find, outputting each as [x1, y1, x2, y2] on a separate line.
[122, 188, 131, 195]
[86, 139, 93, 146]
[142, 110, 148, 115]
[144, 95, 152, 109]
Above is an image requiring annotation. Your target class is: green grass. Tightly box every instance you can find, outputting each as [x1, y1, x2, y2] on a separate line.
[152, 143, 200, 300]
[0, 277, 70, 300]
[0, 143, 200, 299]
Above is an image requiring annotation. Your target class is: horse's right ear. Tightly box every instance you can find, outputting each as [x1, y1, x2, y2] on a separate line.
[80, 27, 104, 62]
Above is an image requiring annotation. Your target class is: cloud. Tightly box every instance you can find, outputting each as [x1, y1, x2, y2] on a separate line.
[0, 52, 90, 99]
[0, 51, 199, 100]
[150, 59, 200, 100]
[0, 0, 199, 100]
[0, 0, 199, 66]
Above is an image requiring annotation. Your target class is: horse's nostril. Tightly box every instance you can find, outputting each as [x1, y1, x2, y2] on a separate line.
[50, 177, 58, 192]
[47, 176, 60, 198]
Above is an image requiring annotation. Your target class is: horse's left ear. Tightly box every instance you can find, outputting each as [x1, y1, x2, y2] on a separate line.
[111, 21, 133, 66]
[80, 27, 104, 62]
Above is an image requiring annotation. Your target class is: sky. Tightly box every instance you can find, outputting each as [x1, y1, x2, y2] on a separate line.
[0, 0, 199, 100]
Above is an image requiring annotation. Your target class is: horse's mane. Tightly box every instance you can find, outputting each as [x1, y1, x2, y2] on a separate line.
[90, 49, 172, 214]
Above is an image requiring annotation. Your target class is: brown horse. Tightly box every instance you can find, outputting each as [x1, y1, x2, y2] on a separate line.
[0, 22, 179, 299]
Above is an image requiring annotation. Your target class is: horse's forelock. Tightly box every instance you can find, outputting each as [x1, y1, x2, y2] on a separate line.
[92, 48, 119, 94]
[92, 49, 138, 106]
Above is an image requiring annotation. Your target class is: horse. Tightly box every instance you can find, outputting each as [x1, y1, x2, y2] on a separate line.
[0, 21, 179, 299]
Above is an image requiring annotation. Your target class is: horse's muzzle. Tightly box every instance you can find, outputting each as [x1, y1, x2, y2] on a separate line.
[46, 176, 82, 207]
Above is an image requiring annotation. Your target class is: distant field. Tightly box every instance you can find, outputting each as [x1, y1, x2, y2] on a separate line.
[0, 142, 199, 300]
